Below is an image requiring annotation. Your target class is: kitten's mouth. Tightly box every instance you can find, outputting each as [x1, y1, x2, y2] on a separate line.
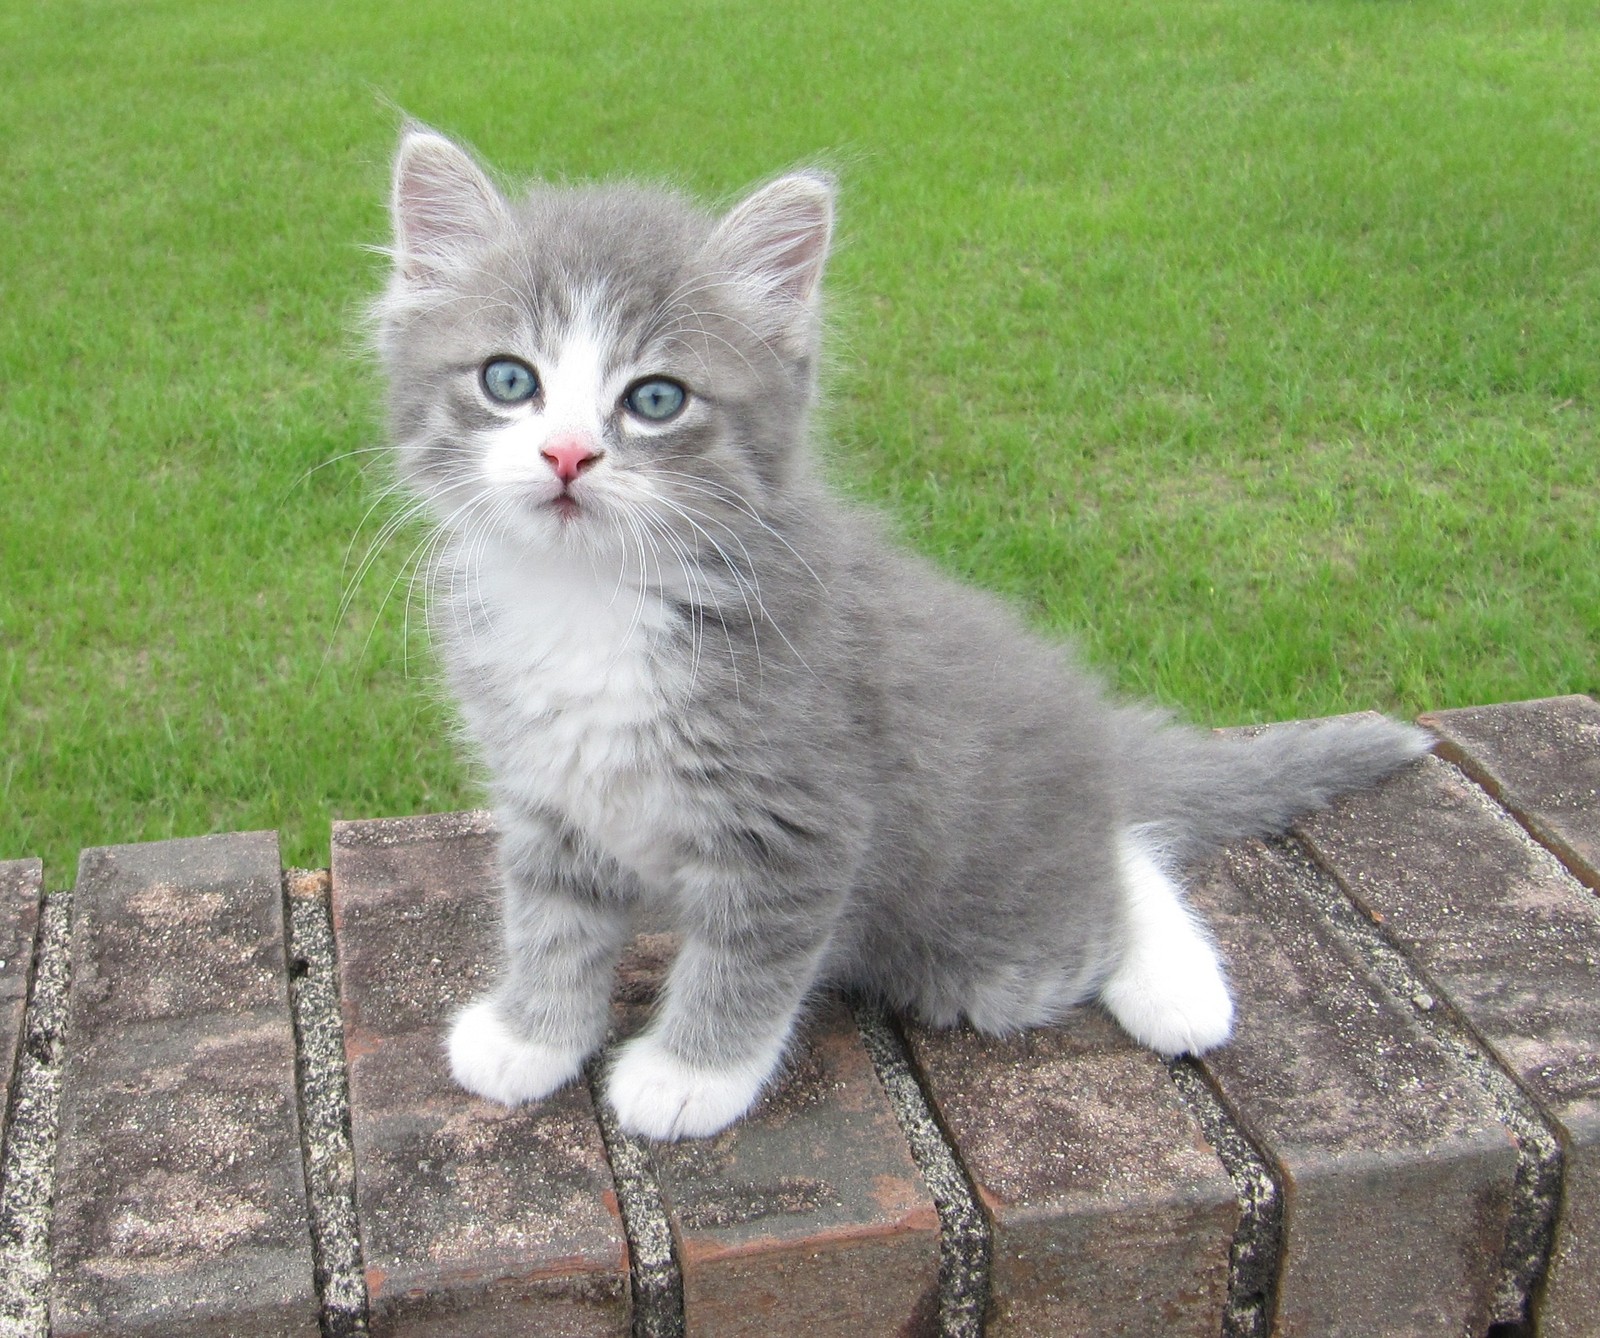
[549, 493, 581, 520]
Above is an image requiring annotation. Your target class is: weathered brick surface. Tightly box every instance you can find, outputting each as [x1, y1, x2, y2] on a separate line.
[331, 812, 629, 1338]
[1420, 695, 1600, 891]
[908, 1013, 1236, 1336]
[616, 942, 940, 1336]
[1, 859, 42, 1120]
[52, 832, 318, 1337]
[1298, 750, 1600, 1337]
[1189, 837, 1516, 1337]
[0, 859, 52, 1338]
[20, 698, 1593, 1333]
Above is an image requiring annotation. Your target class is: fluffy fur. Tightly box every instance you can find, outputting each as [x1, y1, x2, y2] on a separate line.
[373, 126, 1431, 1140]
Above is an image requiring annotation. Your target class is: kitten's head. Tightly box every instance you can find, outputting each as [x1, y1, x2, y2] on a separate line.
[374, 126, 834, 560]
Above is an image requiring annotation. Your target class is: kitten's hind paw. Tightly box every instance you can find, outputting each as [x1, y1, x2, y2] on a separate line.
[605, 1033, 779, 1141]
[446, 998, 591, 1106]
[1100, 952, 1234, 1058]
[1101, 836, 1235, 1057]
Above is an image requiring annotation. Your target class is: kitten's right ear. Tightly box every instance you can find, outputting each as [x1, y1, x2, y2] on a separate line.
[390, 127, 509, 283]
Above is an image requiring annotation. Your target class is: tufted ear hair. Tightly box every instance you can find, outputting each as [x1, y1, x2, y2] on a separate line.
[389, 126, 510, 283]
[711, 171, 835, 307]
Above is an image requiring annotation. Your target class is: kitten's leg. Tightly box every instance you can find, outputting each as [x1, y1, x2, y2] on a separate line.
[448, 815, 631, 1106]
[1098, 832, 1234, 1056]
[605, 867, 836, 1140]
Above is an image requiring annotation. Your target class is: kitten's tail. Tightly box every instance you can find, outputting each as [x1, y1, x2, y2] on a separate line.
[1115, 709, 1433, 862]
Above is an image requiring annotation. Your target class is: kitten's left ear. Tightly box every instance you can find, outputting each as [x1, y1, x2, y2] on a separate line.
[390, 126, 510, 283]
[712, 172, 835, 307]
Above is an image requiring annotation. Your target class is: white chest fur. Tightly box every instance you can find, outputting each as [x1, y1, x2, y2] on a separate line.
[441, 541, 692, 885]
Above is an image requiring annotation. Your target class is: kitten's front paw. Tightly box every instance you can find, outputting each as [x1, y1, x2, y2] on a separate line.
[446, 998, 592, 1107]
[605, 1033, 778, 1141]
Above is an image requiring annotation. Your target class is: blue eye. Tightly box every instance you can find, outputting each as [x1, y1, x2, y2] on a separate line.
[624, 377, 687, 422]
[482, 358, 539, 404]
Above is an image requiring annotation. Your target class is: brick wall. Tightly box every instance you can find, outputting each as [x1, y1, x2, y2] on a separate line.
[0, 696, 1596, 1336]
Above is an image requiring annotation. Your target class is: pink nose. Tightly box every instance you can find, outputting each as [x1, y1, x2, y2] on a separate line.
[542, 435, 600, 484]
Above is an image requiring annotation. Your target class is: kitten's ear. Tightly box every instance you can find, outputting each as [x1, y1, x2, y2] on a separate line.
[712, 172, 835, 307]
[390, 127, 509, 283]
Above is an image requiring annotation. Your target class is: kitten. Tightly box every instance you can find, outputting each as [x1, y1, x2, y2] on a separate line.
[373, 126, 1430, 1141]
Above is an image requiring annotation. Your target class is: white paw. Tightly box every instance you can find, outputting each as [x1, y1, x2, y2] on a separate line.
[1101, 833, 1235, 1057]
[1100, 944, 1235, 1057]
[604, 1032, 778, 1141]
[446, 998, 591, 1106]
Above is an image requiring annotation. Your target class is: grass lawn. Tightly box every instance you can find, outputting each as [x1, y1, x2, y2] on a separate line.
[3, 0, 1597, 884]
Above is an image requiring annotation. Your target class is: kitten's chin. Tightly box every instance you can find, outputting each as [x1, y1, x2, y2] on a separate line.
[535, 496, 610, 545]
[427, 482, 623, 563]
[502, 496, 622, 558]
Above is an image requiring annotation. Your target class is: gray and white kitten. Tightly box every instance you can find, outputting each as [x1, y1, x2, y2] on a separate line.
[374, 127, 1430, 1141]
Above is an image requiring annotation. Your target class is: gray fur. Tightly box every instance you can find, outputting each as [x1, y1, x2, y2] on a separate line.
[372, 127, 1430, 1136]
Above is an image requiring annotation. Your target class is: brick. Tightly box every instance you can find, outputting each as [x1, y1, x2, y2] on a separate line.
[1420, 695, 1600, 892]
[617, 943, 940, 1338]
[0, 881, 64, 1338]
[52, 832, 318, 1337]
[331, 812, 628, 1338]
[907, 1013, 1237, 1336]
[1297, 753, 1600, 1337]
[1, 859, 42, 1120]
[1190, 838, 1517, 1336]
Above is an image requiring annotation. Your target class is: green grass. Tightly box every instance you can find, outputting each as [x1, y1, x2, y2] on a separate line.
[3, 0, 1597, 884]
